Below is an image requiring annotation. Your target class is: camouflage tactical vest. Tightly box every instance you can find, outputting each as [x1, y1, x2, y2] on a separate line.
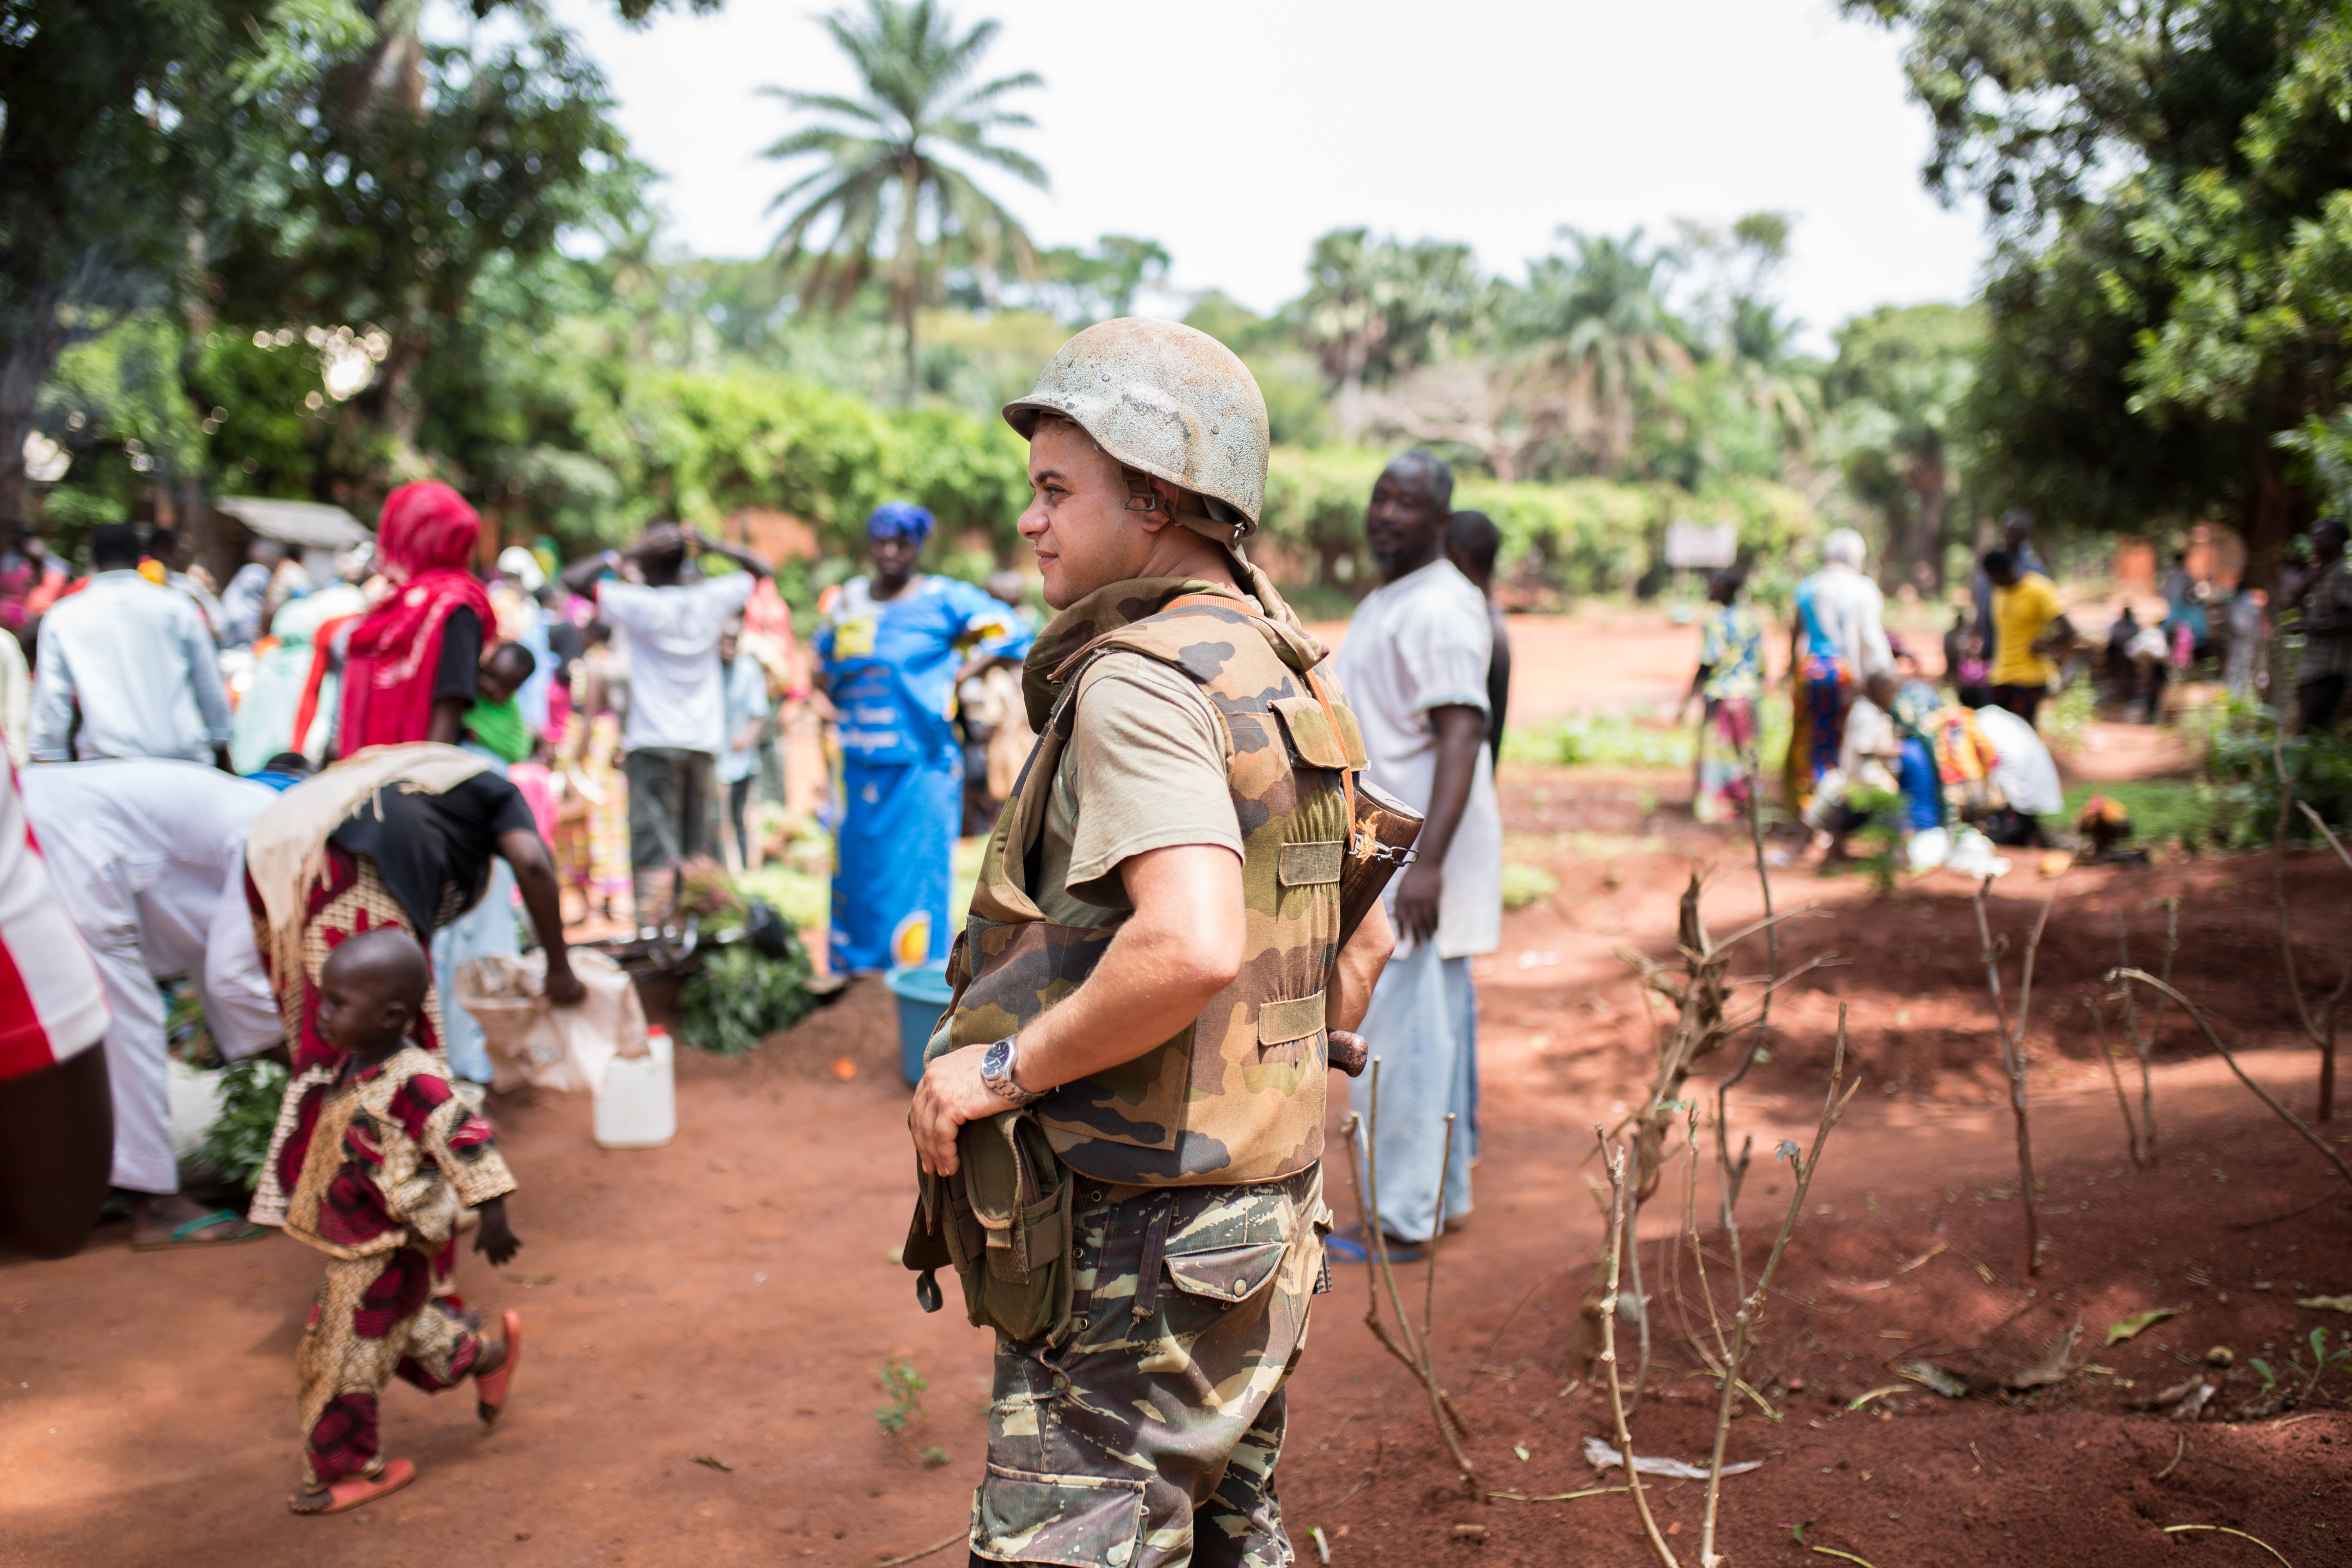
[943, 581, 1369, 1187]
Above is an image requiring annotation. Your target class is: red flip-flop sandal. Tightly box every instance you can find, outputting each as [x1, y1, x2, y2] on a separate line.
[290, 1457, 416, 1515]
[476, 1310, 522, 1426]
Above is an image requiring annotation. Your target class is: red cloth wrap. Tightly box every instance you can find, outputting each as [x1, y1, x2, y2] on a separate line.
[337, 482, 493, 753]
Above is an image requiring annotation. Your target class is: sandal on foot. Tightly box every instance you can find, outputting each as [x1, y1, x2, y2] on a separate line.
[476, 1310, 522, 1425]
[1325, 1227, 1426, 1265]
[289, 1458, 415, 1515]
[131, 1209, 270, 1251]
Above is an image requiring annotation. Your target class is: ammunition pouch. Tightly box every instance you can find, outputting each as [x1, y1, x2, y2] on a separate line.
[904, 1106, 1076, 1344]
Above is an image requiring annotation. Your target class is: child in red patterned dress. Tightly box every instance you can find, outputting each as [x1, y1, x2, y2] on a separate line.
[280, 928, 524, 1515]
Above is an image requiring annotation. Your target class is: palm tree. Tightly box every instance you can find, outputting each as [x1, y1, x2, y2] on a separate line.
[760, 0, 1046, 403]
[1503, 228, 1689, 477]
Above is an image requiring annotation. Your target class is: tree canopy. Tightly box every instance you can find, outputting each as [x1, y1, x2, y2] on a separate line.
[1849, 0, 2352, 584]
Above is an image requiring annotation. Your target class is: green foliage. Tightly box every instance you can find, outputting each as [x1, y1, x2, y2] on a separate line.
[1018, 234, 1169, 322]
[1500, 861, 1559, 911]
[1850, 0, 2352, 577]
[1296, 229, 1482, 391]
[1821, 303, 1982, 589]
[0, 0, 364, 516]
[1544, 710, 1694, 770]
[873, 1354, 926, 1435]
[2060, 780, 2221, 851]
[1841, 784, 1907, 893]
[676, 939, 818, 1057]
[198, 1059, 288, 1191]
[759, 0, 1047, 401]
[2206, 722, 2352, 849]
[1506, 692, 1792, 777]
[1259, 446, 1813, 601]
[734, 862, 831, 933]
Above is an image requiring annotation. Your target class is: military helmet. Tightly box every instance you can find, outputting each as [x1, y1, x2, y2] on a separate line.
[1002, 318, 1271, 533]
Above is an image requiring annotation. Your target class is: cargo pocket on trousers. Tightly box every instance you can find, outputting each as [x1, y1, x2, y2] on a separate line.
[971, 1466, 1147, 1567]
[1163, 1239, 1288, 1307]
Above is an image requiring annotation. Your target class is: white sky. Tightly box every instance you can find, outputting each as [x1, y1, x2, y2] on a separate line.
[545, 0, 1989, 351]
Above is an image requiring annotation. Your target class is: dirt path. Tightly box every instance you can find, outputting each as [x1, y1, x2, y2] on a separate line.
[8, 608, 2348, 1567]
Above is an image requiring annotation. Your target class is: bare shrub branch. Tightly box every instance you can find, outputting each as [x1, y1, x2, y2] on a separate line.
[1698, 1007, 1859, 1568]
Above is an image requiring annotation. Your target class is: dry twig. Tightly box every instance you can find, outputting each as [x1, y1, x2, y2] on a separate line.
[1973, 875, 2058, 1274]
[2162, 1524, 2295, 1566]
[2272, 740, 2351, 1122]
[2112, 899, 2176, 1161]
[875, 1530, 968, 1568]
[2105, 969, 2352, 1187]
[1698, 1009, 1859, 1568]
[1597, 1135, 1681, 1568]
[1577, 878, 1823, 1368]
[1341, 1077, 1478, 1495]
[2084, 993, 2149, 1167]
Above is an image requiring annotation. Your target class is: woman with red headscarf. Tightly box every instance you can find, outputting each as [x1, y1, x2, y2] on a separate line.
[338, 481, 495, 753]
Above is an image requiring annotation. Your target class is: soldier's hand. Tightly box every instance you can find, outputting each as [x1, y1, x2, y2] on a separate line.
[909, 1043, 1016, 1177]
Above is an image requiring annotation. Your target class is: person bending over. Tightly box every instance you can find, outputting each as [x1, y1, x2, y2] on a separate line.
[278, 929, 524, 1516]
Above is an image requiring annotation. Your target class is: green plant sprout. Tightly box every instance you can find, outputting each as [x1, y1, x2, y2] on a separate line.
[874, 1356, 927, 1436]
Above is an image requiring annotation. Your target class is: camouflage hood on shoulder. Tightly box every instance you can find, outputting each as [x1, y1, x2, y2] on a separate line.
[1020, 556, 1325, 734]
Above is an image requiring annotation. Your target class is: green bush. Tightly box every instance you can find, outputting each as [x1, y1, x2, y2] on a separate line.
[2207, 721, 2352, 849]
[1501, 861, 1559, 910]
[198, 1059, 287, 1191]
[677, 938, 818, 1057]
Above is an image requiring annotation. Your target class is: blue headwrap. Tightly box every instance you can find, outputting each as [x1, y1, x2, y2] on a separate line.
[867, 501, 934, 543]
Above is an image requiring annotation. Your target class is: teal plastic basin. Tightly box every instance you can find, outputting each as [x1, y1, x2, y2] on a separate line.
[884, 961, 954, 1088]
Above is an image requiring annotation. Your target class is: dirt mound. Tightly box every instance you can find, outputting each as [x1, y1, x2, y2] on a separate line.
[1537, 851, 2352, 1108]
[1283, 1084, 2352, 1568]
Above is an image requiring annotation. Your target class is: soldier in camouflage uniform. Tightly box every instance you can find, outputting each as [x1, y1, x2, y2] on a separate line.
[909, 319, 1396, 1567]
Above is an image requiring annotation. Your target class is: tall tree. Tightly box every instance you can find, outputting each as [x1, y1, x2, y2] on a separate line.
[0, 0, 372, 530]
[1499, 228, 1689, 478]
[1824, 302, 1981, 591]
[760, 0, 1046, 405]
[1025, 234, 1169, 323]
[1846, 0, 2352, 587]
[208, 3, 635, 478]
[1296, 228, 1481, 439]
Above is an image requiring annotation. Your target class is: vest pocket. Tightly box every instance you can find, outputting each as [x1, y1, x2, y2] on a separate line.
[1276, 840, 1344, 886]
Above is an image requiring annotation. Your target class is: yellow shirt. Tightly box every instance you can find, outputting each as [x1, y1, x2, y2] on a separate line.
[1991, 572, 2063, 687]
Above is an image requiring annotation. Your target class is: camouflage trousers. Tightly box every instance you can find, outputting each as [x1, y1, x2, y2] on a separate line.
[970, 1164, 1330, 1568]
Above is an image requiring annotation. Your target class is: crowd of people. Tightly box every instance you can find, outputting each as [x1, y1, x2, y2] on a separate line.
[3, 320, 2350, 1544]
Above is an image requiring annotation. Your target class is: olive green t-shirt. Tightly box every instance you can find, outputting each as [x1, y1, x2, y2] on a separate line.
[1033, 650, 1242, 925]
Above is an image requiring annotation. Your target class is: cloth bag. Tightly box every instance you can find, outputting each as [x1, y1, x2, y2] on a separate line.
[454, 947, 646, 1094]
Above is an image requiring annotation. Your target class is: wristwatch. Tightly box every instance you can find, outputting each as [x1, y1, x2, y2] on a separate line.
[980, 1035, 1045, 1107]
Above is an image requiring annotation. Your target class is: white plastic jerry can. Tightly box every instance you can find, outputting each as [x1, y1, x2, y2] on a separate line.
[594, 1025, 676, 1149]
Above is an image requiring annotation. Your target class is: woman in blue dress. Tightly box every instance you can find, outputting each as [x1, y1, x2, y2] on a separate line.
[816, 502, 1033, 973]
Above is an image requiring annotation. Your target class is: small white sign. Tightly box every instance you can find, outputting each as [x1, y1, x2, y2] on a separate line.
[1664, 520, 1737, 570]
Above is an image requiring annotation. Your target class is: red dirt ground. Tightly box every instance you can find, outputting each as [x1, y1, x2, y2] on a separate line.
[7, 609, 2351, 1568]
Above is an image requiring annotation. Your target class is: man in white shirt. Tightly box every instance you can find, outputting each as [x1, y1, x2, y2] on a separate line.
[1332, 452, 1501, 1253]
[19, 758, 291, 1248]
[561, 521, 771, 928]
[29, 523, 233, 766]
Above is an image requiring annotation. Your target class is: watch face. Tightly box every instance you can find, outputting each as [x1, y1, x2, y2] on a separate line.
[984, 1039, 1012, 1079]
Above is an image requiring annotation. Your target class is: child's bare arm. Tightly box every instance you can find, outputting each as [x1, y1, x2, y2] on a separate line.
[472, 1196, 522, 1266]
